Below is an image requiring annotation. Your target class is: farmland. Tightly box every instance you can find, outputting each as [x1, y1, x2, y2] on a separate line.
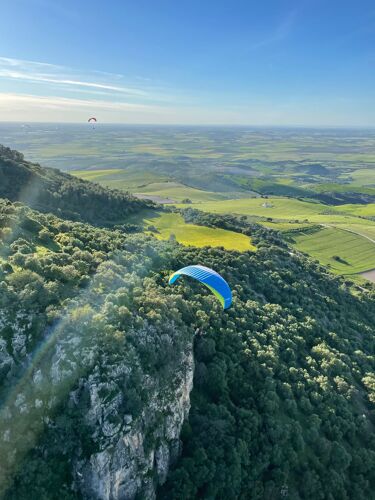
[175, 197, 325, 219]
[135, 212, 255, 251]
[291, 226, 375, 275]
[174, 196, 375, 275]
[1, 123, 374, 279]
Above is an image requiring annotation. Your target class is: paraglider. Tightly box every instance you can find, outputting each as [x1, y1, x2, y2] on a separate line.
[88, 117, 97, 129]
[169, 265, 232, 309]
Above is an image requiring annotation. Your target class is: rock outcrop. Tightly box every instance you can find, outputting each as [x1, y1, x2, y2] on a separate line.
[73, 350, 194, 500]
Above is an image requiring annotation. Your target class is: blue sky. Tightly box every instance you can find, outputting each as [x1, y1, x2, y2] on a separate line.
[0, 0, 375, 125]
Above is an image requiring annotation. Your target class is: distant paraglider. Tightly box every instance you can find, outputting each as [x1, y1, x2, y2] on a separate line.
[88, 117, 97, 129]
[169, 265, 232, 309]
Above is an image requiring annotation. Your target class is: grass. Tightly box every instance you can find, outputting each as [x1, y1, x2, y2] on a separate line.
[341, 168, 375, 186]
[4, 124, 375, 279]
[175, 197, 375, 229]
[338, 224, 375, 241]
[331, 203, 375, 217]
[135, 182, 237, 202]
[71, 169, 124, 180]
[72, 169, 171, 190]
[72, 171, 249, 202]
[292, 227, 375, 275]
[175, 197, 326, 219]
[140, 212, 255, 252]
[308, 182, 375, 196]
[262, 221, 313, 231]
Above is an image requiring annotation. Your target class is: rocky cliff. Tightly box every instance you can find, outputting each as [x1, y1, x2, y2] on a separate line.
[73, 349, 194, 500]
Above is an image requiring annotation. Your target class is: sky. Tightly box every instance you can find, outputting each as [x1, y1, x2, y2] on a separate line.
[0, 0, 375, 126]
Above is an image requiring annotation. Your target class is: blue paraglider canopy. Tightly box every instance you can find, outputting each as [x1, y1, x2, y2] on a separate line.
[169, 264, 232, 309]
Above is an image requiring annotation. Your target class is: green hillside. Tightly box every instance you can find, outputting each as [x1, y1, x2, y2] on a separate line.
[1, 198, 375, 500]
[0, 147, 375, 500]
[0, 145, 153, 225]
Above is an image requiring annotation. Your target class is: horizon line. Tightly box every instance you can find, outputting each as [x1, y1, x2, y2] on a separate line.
[1, 121, 375, 130]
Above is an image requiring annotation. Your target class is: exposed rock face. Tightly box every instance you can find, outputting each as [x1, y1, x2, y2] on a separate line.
[0, 310, 31, 381]
[73, 350, 194, 500]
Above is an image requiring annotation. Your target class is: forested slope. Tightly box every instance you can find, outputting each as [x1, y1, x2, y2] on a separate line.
[0, 145, 153, 225]
[0, 149, 374, 499]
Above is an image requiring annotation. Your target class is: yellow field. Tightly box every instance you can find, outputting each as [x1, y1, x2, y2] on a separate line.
[142, 213, 255, 252]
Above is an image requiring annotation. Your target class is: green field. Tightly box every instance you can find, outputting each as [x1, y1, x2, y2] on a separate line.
[262, 221, 313, 231]
[175, 197, 375, 229]
[71, 169, 170, 191]
[292, 227, 375, 274]
[3, 124, 375, 280]
[134, 182, 232, 202]
[175, 196, 375, 275]
[176, 197, 327, 219]
[71, 168, 375, 277]
[341, 168, 375, 186]
[139, 212, 255, 251]
[72, 170, 253, 203]
[331, 203, 375, 217]
[338, 224, 375, 241]
[71, 169, 124, 181]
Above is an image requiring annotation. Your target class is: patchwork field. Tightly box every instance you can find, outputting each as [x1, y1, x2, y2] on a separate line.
[71, 170, 255, 203]
[2, 123, 375, 280]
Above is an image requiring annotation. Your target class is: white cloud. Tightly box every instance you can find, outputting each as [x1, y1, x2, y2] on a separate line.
[0, 92, 161, 111]
[1, 91, 362, 126]
[0, 56, 62, 70]
[0, 57, 149, 97]
[0, 70, 148, 96]
[0, 92, 170, 123]
[0, 58, 374, 126]
[2, 58, 179, 111]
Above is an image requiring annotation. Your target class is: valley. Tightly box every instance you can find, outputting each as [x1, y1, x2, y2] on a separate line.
[4, 124, 371, 280]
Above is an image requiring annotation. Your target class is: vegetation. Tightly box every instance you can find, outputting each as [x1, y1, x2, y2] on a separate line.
[175, 197, 325, 219]
[4, 125, 375, 280]
[1, 144, 375, 499]
[136, 211, 255, 252]
[0, 145, 153, 226]
[174, 198, 375, 277]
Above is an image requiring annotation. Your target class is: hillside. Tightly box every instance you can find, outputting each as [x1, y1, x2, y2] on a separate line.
[0, 145, 153, 225]
[0, 150, 375, 499]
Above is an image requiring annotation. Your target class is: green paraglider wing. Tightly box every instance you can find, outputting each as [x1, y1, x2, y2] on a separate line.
[169, 264, 232, 309]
